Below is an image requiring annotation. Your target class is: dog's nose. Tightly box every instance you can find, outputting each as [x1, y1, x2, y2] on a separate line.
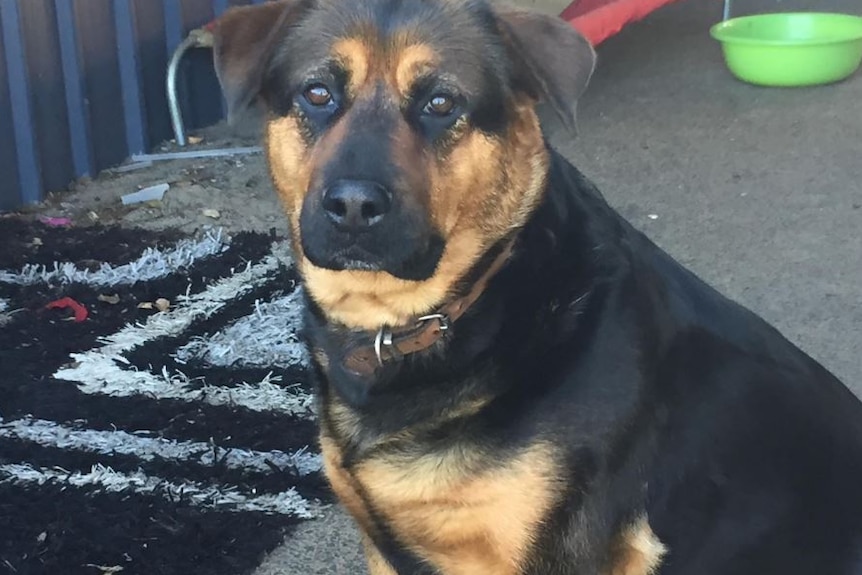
[322, 180, 391, 231]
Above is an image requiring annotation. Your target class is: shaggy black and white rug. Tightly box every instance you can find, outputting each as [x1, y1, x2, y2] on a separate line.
[0, 219, 328, 574]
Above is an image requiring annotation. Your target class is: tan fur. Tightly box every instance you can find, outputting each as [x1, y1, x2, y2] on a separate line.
[299, 228, 485, 328]
[319, 435, 376, 533]
[393, 43, 439, 97]
[266, 115, 310, 234]
[321, 418, 401, 575]
[427, 99, 547, 236]
[321, 406, 562, 575]
[266, 107, 353, 249]
[356, 442, 562, 575]
[332, 38, 370, 96]
[606, 516, 667, 575]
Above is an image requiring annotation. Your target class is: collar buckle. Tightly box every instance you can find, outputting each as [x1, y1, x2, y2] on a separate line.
[416, 313, 450, 332]
[374, 326, 394, 366]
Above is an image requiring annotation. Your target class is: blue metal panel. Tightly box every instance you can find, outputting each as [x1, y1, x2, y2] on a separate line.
[55, 0, 93, 178]
[162, 0, 183, 54]
[114, 0, 147, 154]
[0, 6, 23, 210]
[19, 0, 75, 194]
[177, 0, 221, 131]
[212, 0, 231, 116]
[213, 0, 230, 16]
[72, 0, 128, 173]
[0, 0, 230, 209]
[133, 0, 172, 151]
[0, 0, 42, 204]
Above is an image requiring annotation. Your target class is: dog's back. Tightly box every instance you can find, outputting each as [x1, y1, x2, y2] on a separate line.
[496, 151, 862, 573]
[598, 161, 862, 574]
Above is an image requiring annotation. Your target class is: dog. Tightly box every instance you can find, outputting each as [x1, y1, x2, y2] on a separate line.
[210, 1, 862, 573]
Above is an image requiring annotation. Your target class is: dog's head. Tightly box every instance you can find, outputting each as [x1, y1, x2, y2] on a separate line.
[213, 0, 595, 330]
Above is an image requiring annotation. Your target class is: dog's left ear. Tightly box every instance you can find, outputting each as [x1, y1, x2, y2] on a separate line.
[495, 10, 596, 131]
[210, 0, 309, 122]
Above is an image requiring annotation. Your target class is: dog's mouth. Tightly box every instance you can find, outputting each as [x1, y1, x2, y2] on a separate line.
[317, 245, 385, 272]
[299, 215, 446, 281]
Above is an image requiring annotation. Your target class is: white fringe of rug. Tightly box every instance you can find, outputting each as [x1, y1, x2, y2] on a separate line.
[0, 229, 229, 287]
[0, 463, 319, 517]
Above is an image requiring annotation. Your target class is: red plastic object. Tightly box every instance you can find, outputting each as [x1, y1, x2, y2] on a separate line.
[45, 297, 89, 322]
[562, 0, 682, 45]
[203, 1, 675, 50]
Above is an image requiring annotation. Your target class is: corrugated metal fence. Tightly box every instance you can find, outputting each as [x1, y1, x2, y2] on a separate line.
[0, 0, 268, 211]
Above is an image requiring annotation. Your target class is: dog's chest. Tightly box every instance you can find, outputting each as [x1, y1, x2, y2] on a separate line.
[321, 432, 562, 575]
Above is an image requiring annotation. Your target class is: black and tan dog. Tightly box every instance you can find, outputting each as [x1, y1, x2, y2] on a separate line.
[210, 1, 862, 573]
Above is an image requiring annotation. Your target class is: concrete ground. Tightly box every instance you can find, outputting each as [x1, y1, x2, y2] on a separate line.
[252, 0, 862, 572]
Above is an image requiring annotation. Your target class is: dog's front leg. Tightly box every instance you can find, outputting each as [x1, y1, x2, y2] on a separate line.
[321, 435, 412, 573]
[361, 534, 400, 575]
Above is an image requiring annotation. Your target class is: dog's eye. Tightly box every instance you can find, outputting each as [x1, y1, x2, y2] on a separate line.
[423, 94, 456, 117]
[304, 84, 333, 107]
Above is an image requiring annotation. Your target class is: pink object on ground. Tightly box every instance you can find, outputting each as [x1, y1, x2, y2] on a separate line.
[37, 216, 72, 227]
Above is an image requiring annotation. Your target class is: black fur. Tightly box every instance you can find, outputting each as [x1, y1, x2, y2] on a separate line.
[306, 148, 862, 574]
[231, 0, 862, 571]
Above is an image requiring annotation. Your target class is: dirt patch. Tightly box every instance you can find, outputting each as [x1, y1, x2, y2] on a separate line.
[18, 118, 288, 236]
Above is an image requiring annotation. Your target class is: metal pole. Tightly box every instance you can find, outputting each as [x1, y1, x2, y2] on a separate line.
[723, 0, 732, 21]
[166, 35, 198, 147]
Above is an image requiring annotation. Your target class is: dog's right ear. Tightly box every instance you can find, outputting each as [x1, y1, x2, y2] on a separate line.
[211, 0, 308, 122]
[494, 8, 596, 133]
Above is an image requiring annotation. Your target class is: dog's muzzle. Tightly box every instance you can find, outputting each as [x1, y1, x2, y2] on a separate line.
[299, 177, 444, 281]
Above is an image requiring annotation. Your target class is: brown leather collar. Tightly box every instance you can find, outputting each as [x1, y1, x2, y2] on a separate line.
[342, 240, 516, 376]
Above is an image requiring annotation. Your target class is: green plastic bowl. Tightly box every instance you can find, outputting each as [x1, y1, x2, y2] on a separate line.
[710, 12, 862, 86]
